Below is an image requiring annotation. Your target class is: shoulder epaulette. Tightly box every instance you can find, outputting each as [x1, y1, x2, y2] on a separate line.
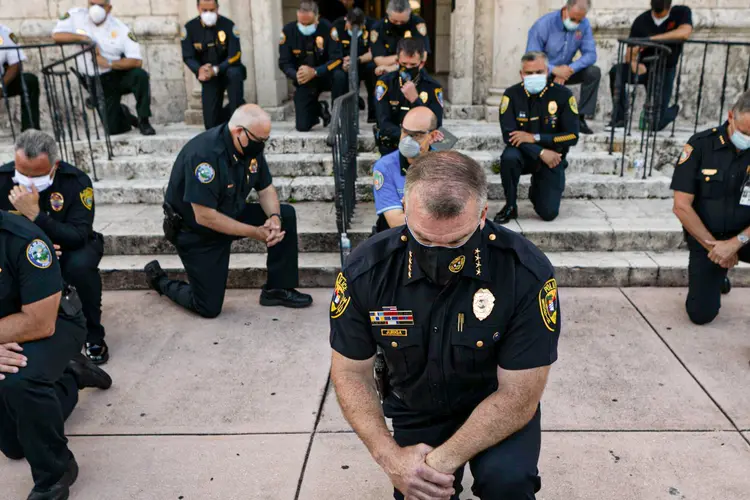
[485, 223, 553, 282]
[345, 228, 407, 282]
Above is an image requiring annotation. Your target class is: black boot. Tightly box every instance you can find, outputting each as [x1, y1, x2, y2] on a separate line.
[259, 287, 313, 308]
[138, 118, 156, 136]
[579, 117, 593, 135]
[319, 101, 331, 127]
[144, 260, 167, 294]
[84, 339, 109, 365]
[27, 454, 79, 500]
[721, 276, 732, 295]
[493, 204, 518, 224]
[68, 352, 112, 390]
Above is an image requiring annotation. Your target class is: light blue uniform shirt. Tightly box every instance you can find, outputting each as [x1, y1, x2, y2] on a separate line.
[372, 151, 405, 216]
[526, 10, 597, 74]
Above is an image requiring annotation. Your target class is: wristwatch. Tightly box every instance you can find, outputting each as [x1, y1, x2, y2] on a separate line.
[212, 65, 219, 76]
[269, 213, 283, 228]
[738, 234, 749, 246]
[533, 134, 541, 143]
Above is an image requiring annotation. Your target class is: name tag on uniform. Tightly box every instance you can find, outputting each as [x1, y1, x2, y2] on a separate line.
[741, 185, 750, 206]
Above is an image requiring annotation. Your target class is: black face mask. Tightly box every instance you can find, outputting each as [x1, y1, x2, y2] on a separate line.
[409, 225, 482, 286]
[399, 65, 420, 83]
[650, 0, 669, 13]
[239, 128, 266, 159]
[389, 22, 407, 36]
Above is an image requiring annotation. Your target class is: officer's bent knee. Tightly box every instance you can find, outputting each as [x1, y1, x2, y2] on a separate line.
[132, 68, 149, 80]
[477, 468, 535, 497]
[537, 210, 559, 222]
[0, 374, 31, 399]
[195, 306, 222, 319]
[226, 67, 243, 79]
[501, 147, 524, 162]
[280, 204, 297, 218]
[686, 305, 718, 326]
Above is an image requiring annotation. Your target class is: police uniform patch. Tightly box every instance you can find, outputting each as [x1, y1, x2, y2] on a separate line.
[373, 170, 384, 191]
[128, 31, 138, 42]
[111, 30, 117, 39]
[500, 95, 510, 115]
[548, 101, 558, 115]
[60, 12, 71, 20]
[370, 30, 378, 43]
[569, 96, 578, 115]
[330, 272, 351, 319]
[419, 91, 428, 104]
[678, 144, 693, 165]
[381, 329, 408, 337]
[80, 187, 94, 211]
[375, 81, 387, 101]
[26, 239, 52, 269]
[404, 30, 412, 38]
[250, 158, 258, 174]
[233, 27, 240, 38]
[473, 288, 495, 321]
[330, 27, 339, 42]
[539, 278, 559, 332]
[435, 88, 444, 108]
[279, 31, 286, 45]
[316, 36, 324, 50]
[50, 192, 64, 212]
[9, 32, 18, 44]
[218, 30, 226, 44]
[449, 256, 465, 273]
[417, 23, 427, 36]
[180, 27, 187, 41]
[195, 163, 215, 184]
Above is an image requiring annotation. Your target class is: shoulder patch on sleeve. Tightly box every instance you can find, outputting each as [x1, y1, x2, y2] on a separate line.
[435, 88, 444, 108]
[539, 278, 559, 332]
[195, 162, 215, 184]
[128, 31, 138, 42]
[233, 26, 240, 38]
[331, 272, 352, 319]
[60, 11, 71, 20]
[370, 29, 379, 43]
[568, 95, 578, 115]
[79, 187, 94, 210]
[417, 22, 427, 36]
[678, 144, 693, 165]
[9, 32, 18, 44]
[330, 27, 339, 42]
[375, 80, 387, 101]
[373, 170, 384, 191]
[26, 239, 52, 269]
[181, 26, 187, 41]
[500, 95, 510, 115]
[279, 30, 286, 45]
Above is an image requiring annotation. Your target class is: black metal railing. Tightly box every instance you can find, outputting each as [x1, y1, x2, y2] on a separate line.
[0, 42, 112, 181]
[608, 38, 672, 178]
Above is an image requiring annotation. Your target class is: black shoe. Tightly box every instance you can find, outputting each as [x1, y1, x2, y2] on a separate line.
[138, 118, 156, 136]
[144, 260, 167, 294]
[68, 352, 112, 390]
[358, 96, 366, 111]
[27, 455, 79, 500]
[579, 117, 594, 135]
[259, 288, 313, 308]
[605, 119, 625, 130]
[121, 104, 139, 128]
[493, 204, 518, 224]
[320, 101, 331, 127]
[85, 340, 109, 365]
[721, 276, 732, 295]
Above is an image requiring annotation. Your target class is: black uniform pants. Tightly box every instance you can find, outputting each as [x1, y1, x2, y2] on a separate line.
[158, 203, 300, 318]
[564, 65, 601, 118]
[0, 316, 86, 491]
[686, 235, 750, 325]
[293, 69, 348, 132]
[60, 235, 106, 344]
[99, 68, 152, 135]
[4, 72, 40, 131]
[391, 408, 542, 499]
[358, 61, 377, 120]
[501, 147, 566, 221]
[609, 64, 677, 130]
[201, 66, 245, 130]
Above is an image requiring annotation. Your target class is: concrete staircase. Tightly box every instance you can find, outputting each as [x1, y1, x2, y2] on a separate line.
[57, 119, 748, 289]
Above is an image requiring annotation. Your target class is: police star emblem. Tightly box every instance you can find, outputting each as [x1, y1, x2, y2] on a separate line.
[419, 91, 428, 104]
[26, 239, 52, 269]
[316, 36, 324, 50]
[218, 30, 226, 44]
[539, 278, 559, 332]
[331, 272, 351, 319]
[449, 256, 465, 273]
[250, 158, 258, 174]
[548, 100, 558, 115]
[473, 288, 495, 321]
[50, 192, 64, 212]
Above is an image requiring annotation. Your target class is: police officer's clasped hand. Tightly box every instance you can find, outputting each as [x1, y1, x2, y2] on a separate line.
[401, 81, 419, 104]
[0, 343, 27, 380]
[297, 65, 317, 85]
[540, 149, 563, 169]
[262, 217, 286, 248]
[384, 444, 455, 500]
[54, 244, 62, 259]
[343, 56, 351, 72]
[509, 131, 535, 147]
[9, 184, 40, 220]
[705, 239, 743, 269]
[198, 64, 215, 82]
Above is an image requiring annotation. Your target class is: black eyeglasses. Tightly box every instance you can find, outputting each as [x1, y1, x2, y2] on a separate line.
[401, 126, 434, 139]
[243, 127, 269, 143]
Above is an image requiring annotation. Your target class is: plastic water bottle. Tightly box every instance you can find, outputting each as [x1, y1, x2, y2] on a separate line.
[341, 233, 351, 263]
[633, 158, 645, 178]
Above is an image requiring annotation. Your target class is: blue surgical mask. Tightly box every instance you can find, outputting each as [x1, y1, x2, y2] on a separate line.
[399, 135, 422, 158]
[731, 129, 750, 151]
[523, 74, 547, 95]
[297, 23, 317, 36]
[562, 18, 579, 31]
[347, 29, 353, 37]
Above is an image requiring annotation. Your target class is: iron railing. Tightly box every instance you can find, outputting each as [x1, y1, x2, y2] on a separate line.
[0, 42, 112, 181]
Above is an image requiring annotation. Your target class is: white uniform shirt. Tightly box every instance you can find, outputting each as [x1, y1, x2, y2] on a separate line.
[53, 8, 141, 76]
[0, 24, 26, 77]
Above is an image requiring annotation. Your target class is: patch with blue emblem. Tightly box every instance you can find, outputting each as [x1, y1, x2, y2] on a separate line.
[375, 81, 387, 101]
[26, 239, 52, 269]
[435, 88, 444, 108]
[195, 163, 215, 184]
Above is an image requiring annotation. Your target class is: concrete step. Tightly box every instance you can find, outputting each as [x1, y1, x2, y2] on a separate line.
[94, 200, 686, 255]
[98, 251, 750, 290]
[92, 172, 673, 205]
[85, 150, 625, 180]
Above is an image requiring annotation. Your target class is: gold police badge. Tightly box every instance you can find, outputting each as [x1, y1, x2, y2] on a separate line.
[404, 30, 412, 38]
[548, 101, 558, 115]
[449, 256, 465, 273]
[500, 95, 510, 115]
[218, 30, 226, 44]
[419, 91, 428, 103]
[569, 96, 578, 115]
[473, 288, 495, 321]
[250, 158, 258, 174]
[316, 36, 324, 50]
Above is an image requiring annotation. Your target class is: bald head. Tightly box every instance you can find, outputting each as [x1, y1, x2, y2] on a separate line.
[227, 104, 271, 154]
[402, 106, 438, 133]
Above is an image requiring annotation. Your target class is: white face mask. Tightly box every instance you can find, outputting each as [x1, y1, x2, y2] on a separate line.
[89, 4, 107, 25]
[652, 11, 670, 26]
[200, 11, 218, 27]
[13, 170, 54, 192]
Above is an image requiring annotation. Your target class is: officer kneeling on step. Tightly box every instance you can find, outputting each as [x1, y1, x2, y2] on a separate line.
[671, 90, 750, 326]
[145, 104, 312, 318]
[0, 24, 41, 131]
[0, 130, 109, 365]
[0, 211, 111, 500]
[331, 151, 560, 500]
[182, 0, 246, 130]
[495, 51, 579, 225]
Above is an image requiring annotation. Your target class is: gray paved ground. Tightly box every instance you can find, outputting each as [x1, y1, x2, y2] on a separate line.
[2, 288, 749, 499]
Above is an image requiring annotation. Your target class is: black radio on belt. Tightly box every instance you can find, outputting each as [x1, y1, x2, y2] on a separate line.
[162, 202, 184, 244]
[59, 284, 83, 319]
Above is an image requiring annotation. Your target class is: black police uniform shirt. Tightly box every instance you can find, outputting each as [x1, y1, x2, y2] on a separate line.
[375, 69, 444, 141]
[0, 162, 95, 251]
[330, 223, 561, 416]
[164, 124, 272, 238]
[500, 82, 580, 159]
[181, 15, 243, 77]
[279, 19, 343, 83]
[670, 123, 750, 237]
[629, 6, 692, 68]
[0, 211, 62, 320]
[330, 16, 375, 61]
[370, 14, 431, 59]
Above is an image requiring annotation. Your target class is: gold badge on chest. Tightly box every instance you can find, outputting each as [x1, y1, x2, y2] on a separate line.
[548, 101, 558, 115]
[419, 91, 428, 104]
[249, 158, 258, 174]
[473, 288, 495, 321]
[50, 192, 64, 212]
[111, 30, 117, 39]
[449, 255, 465, 273]
[218, 30, 226, 44]
[316, 36, 324, 50]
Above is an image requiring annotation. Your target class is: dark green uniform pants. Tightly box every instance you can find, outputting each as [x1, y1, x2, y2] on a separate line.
[501, 147, 566, 221]
[4, 72, 40, 131]
[0, 315, 86, 491]
[99, 68, 152, 135]
[61, 234, 106, 344]
[157, 203, 300, 318]
[686, 235, 750, 325]
[294, 69, 348, 132]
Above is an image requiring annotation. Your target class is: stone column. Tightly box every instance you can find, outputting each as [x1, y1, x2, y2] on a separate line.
[228, 0, 258, 104]
[448, 0, 476, 105]
[249, 0, 287, 107]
